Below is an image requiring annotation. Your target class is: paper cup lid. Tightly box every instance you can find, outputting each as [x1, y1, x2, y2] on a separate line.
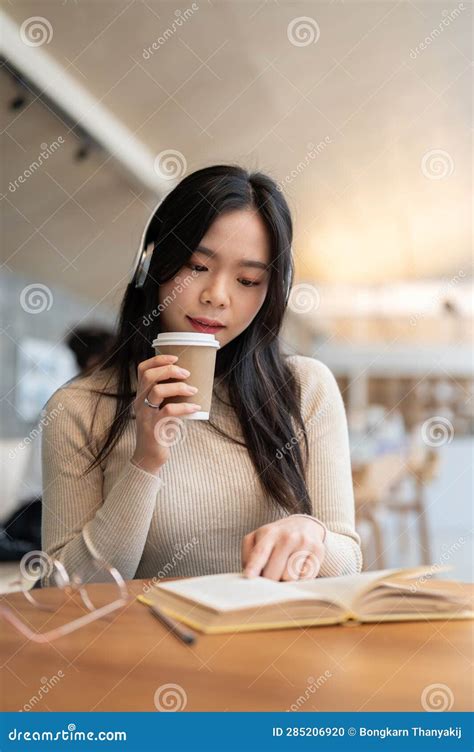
[152, 332, 220, 348]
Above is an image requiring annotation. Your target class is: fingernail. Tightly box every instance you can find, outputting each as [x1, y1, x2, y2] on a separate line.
[179, 368, 190, 376]
[244, 569, 257, 578]
[187, 386, 198, 393]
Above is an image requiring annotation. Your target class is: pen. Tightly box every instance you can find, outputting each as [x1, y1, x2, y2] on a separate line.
[137, 595, 197, 645]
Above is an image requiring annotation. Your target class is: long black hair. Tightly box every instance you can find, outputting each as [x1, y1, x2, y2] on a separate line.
[85, 164, 312, 515]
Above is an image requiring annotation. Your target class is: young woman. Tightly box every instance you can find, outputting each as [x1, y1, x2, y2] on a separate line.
[42, 165, 362, 585]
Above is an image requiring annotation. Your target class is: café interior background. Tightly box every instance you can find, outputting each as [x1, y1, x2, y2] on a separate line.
[0, 1, 472, 589]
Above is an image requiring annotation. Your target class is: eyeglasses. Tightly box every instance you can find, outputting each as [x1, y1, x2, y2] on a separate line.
[0, 551, 130, 643]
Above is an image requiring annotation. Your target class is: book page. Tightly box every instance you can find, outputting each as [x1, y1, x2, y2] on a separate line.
[293, 566, 447, 607]
[157, 573, 320, 612]
[360, 578, 474, 611]
[288, 569, 399, 608]
[156, 566, 441, 613]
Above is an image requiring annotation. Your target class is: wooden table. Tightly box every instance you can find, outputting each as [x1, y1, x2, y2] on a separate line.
[1, 578, 472, 712]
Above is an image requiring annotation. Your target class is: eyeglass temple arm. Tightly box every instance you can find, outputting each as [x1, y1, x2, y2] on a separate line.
[0, 595, 128, 644]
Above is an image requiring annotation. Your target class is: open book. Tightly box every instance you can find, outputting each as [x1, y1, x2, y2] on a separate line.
[137, 565, 474, 634]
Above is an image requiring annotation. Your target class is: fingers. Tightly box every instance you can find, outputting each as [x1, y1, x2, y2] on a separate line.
[242, 526, 325, 581]
[242, 533, 276, 579]
[137, 355, 187, 382]
[281, 551, 322, 581]
[146, 381, 198, 404]
[137, 354, 178, 376]
[301, 553, 322, 579]
[136, 362, 192, 402]
[153, 401, 201, 420]
[133, 355, 201, 473]
[261, 538, 299, 581]
[241, 531, 256, 569]
[141, 363, 191, 387]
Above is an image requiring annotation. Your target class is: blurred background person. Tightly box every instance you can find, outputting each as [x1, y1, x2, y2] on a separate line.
[65, 325, 115, 374]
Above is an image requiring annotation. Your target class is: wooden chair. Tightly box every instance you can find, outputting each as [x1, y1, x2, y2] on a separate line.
[353, 444, 440, 570]
[353, 452, 407, 569]
[385, 443, 440, 566]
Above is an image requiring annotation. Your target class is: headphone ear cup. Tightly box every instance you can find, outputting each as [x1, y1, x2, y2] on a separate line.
[130, 197, 165, 287]
[284, 268, 292, 304]
[135, 242, 155, 289]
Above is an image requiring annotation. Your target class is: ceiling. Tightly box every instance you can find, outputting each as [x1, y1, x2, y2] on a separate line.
[1, 0, 472, 307]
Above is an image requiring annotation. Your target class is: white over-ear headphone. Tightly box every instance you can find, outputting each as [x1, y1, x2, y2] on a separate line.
[129, 197, 165, 289]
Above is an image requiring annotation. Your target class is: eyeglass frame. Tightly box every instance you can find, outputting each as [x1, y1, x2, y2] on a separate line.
[0, 554, 130, 644]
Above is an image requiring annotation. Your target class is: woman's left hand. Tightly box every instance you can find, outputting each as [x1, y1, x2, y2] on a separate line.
[241, 516, 326, 581]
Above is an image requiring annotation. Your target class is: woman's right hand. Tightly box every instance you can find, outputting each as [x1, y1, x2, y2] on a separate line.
[131, 354, 201, 476]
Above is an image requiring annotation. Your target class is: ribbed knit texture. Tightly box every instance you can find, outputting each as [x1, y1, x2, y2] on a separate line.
[41, 355, 362, 584]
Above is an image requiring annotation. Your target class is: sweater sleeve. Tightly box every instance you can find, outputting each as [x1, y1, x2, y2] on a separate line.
[290, 356, 363, 577]
[41, 384, 163, 585]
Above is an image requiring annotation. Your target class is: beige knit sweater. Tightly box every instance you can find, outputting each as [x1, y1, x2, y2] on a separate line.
[41, 355, 362, 584]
